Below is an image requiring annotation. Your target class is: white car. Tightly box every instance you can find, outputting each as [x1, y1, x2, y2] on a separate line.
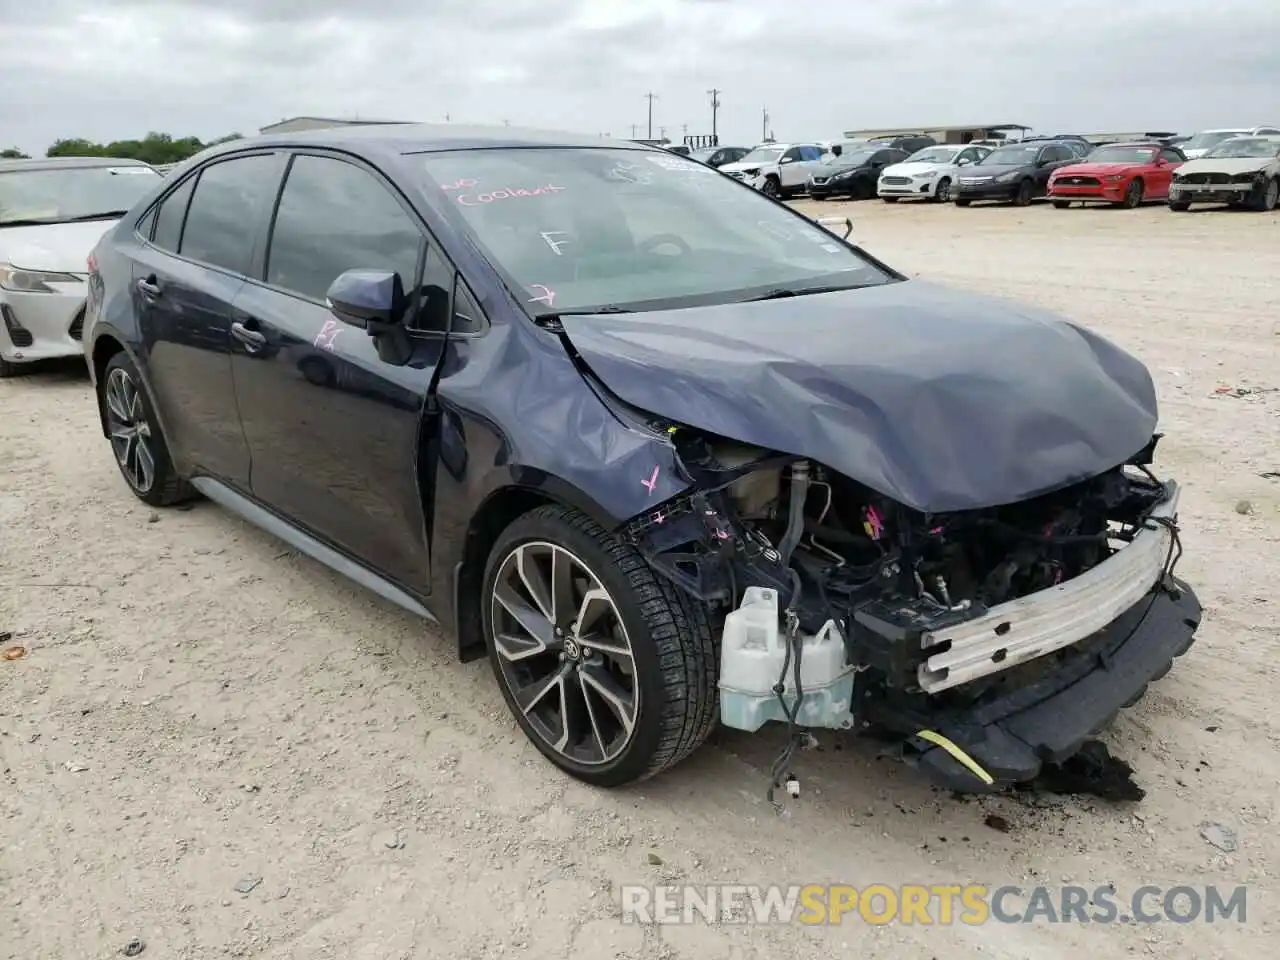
[1180, 126, 1280, 159]
[1168, 135, 1280, 211]
[877, 143, 992, 203]
[718, 142, 825, 199]
[1, 157, 162, 376]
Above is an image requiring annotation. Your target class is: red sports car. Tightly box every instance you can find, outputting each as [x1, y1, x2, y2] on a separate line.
[1048, 142, 1186, 208]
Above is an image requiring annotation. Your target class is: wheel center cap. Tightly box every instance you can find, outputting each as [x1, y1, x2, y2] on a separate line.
[563, 637, 581, 661]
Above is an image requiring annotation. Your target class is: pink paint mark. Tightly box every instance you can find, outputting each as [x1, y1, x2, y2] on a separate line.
[314, 319, 341, 352]
[864, 506, 884, 541]
[440, 178, 479, 191]
[528, 284, 556, 307]
[641, 465, 660, 496]
[456, 184, 565, 206]
[714, 528, 731, 541]
[930, 526, 944, 535]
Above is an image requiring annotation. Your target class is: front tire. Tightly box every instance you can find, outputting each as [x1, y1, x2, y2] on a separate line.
[933, 178, 952, 203]
[1014, 179, 1035, 206]
[100, 351, 193, 506]
[1122, 179, 1144, 208]
[881, 196, 898, 203]
[482, 504, 718, 786]
[1169, 199, 1191, 212]
[0, 356, 19, 379]
[1254, 177, 1279, 211]
[1052, 199, 1071, 209]
[955, 197, 972, 207]
[761, 176, 780, 199]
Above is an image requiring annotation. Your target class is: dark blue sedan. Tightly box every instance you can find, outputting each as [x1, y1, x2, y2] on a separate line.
[82, 124, 1199, 794]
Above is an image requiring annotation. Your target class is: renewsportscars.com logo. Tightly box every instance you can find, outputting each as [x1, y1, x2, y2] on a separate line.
[620, 884, 1248, 926]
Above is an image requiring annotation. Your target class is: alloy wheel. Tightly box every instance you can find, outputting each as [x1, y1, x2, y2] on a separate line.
[935, 178, 951, 202]
[104, 367, 156, 494]
[490, 541, 639, 765]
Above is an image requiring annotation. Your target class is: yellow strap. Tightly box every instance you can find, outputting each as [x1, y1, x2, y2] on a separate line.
[915, 729, 995, 786]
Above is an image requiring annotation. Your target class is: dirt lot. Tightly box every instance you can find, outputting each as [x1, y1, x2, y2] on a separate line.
[2, 199, 1277, 960]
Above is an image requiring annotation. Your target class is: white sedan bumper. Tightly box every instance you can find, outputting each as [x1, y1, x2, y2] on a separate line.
[918, 482, 1180, 693]
[0, 279, 88, 364]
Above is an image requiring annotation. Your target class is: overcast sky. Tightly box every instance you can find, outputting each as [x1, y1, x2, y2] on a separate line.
[3, 0, 1278, 154]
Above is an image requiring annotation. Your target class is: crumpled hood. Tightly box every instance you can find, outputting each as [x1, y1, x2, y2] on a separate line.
[0, 220, 119, 273]
[719, 160, 769, 174]
[560, 280, 1158, 514]
[1175, 156, 1275, 176]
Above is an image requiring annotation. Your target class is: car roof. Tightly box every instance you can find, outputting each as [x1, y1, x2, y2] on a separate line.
[0, 156, 154, 173]
[227, 123, 654, 157]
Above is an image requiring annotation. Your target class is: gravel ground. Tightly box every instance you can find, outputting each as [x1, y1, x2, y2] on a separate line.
[2, 198, 1277, 960]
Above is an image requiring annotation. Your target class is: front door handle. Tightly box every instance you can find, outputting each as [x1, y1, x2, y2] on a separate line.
[135, 275, 161, 299]
[230, 320, 267, 353]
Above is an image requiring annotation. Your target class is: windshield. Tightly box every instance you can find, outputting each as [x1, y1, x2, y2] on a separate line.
[905, 146, 960, 164]
[420, 148, 894, 314]
[738, 146, 783, 164]
[1183, 131, 1246, 151]
[1203, 137, 1280, 159]
[0, 164, 160, 226]
[689, 148, 717, 162]
[979, 144, 1040, 165]
[1084, 146, 1158, 164]
[827, 149, 876, 167]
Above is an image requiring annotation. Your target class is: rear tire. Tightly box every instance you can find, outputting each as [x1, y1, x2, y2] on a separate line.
[481, 504, 719, 787]
[100, 351, 194, 507]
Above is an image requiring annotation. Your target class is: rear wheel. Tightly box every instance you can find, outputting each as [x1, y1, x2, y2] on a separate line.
[1014, 179, 1035, 206]
[100, 352, 194, 507]
[482, 504, 718, 786]
[1122, 179, 1144, 208]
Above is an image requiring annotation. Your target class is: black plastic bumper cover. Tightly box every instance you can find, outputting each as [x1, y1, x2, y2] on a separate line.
[902, 577, 1201, 793]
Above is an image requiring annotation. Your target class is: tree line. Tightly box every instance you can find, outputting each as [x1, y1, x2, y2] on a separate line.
[1, 131, 244, 164]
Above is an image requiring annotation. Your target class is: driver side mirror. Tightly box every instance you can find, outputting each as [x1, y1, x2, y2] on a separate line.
[780, 156, 794, 164]
[957, 156, 972, 166]
[326, 269, 406, 332]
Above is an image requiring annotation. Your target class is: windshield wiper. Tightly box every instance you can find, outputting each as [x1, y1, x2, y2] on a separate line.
[742, 284, 866, 302]
[57, 211, 130, 223]
[0, 218, 60, 228]
[542, 305, 634, 318]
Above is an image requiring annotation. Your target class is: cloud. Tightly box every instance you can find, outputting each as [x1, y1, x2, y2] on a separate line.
[1, 0, 1278, 155]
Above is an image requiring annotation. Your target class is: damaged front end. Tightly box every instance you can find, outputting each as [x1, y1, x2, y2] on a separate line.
[621, 428, 1201, 794]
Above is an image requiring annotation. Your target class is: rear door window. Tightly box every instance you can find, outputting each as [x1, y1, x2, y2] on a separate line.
[180, 155, 280, 275]
[150, 175, 196, 252]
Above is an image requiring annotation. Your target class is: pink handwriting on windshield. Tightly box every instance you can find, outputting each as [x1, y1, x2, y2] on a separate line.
[456, 185, 565, 206]
[528, 284, 556, 306]
[440, 178, 479, 191]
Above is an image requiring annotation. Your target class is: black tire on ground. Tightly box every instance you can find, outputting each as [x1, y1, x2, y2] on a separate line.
[100, 350, 195, 507]
[812, 194, 826, 201]
[1168, 200, 1191, 212]
[852, 178, 873, 201]
[1014, 179, 1034, 206]
[1052, 200, 1071, 209]
[1254, 177, 1279, 212]
[933, 178, 952, 203]
[882, 196, 898, 203]
[761, 176, 780, 198]
[1122, 179, 1144, 209]
[955, 198, 972, 207]
[0, 356, 19, 378]
[481, 504, 719, 787]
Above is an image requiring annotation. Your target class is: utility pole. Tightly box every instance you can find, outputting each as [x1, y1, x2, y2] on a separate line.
[443, 113, 450, 122]
[630, 123, 639, 139]
[643, 92, 658, 139]
[659, 125, 667, 141]
[707, 88, 721, 144]
[761, 106, 770, 142]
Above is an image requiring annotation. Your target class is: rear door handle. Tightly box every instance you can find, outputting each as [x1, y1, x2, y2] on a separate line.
[135, 276, 161, 299]
[230, 320, 267, 353]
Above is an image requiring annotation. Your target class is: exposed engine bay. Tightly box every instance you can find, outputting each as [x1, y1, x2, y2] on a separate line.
[623, 425, 1188, 796]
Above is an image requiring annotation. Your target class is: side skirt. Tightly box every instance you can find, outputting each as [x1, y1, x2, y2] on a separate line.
[189, 476, 437, 623]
